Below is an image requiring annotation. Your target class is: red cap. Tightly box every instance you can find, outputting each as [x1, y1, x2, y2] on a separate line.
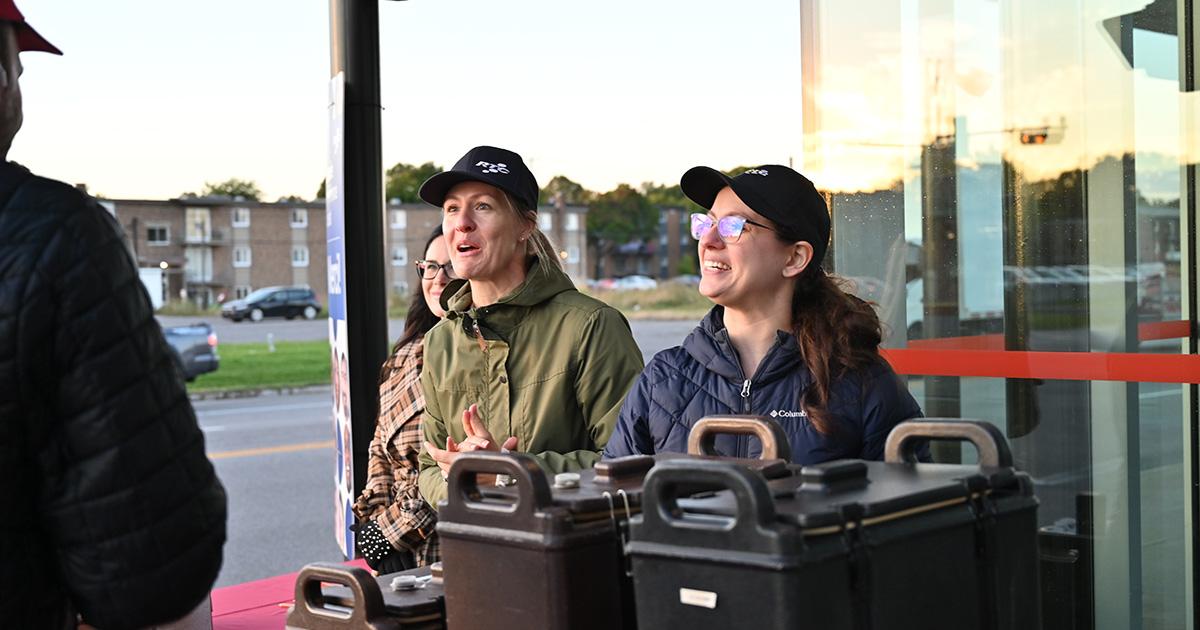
[0, 0, 61, 55]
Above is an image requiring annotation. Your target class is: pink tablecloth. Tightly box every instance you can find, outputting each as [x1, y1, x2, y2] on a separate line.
[210, 559, 369, 629]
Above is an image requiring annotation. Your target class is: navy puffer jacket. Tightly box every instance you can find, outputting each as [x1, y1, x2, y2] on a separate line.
[604, 307, 923, 463]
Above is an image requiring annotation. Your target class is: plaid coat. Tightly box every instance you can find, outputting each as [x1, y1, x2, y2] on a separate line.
[353, 336, 439, 565]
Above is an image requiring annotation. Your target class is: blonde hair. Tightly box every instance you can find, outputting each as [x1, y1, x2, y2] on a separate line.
[499, 190, 563, 272]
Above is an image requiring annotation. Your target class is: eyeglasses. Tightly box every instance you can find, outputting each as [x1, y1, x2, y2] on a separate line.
[415, 260, 456, 280]
[690, 213, 775, 243]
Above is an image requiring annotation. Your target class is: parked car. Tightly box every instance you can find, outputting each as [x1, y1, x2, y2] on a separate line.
[163, 322, 219, 382]
[221, 286, 322, 322]
[614, 275, 658, 291]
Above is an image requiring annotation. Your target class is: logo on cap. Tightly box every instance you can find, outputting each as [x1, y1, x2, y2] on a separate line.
[476, 161, 509, 175]
[744, 169, 769, 177]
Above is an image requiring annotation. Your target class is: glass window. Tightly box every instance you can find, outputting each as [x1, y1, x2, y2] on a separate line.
[183, 247, 213, 283]
[539, 213, 553, 231]
[185, 208, 211, 243]
[146, 225, 169, 245]
[802, 1, 1197, 627]
[290, 208, 308, 227]
[234, 286, 251, 299]
[566, 213, 579, 232]
[390, 210, 407, 229]
[292, 245, 309, 268]
[391, 246, 407, 267]
[233, 246, 252, 268]
[232, 207, 251, 227]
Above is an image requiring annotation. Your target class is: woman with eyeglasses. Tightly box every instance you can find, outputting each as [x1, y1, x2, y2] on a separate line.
[603, 164, 923, 464]
[351, 226, 453, 573]
[414, 146, 644, 508]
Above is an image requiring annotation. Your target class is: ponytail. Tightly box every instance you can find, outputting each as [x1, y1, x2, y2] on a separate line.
[790, 268, 884, 435]
[499, 190, 563, 272]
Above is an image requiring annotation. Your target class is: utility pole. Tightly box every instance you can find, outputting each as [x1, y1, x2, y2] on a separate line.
[328, 0, 394, 556]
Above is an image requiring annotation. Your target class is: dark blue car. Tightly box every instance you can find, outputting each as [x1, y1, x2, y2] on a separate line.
[163, 322, 219, 382]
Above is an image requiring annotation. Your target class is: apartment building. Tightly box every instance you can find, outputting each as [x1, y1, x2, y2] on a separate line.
[111, 197, 589, 309]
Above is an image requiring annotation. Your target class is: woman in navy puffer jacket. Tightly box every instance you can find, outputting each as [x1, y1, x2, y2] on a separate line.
[604, 164, 922, 464]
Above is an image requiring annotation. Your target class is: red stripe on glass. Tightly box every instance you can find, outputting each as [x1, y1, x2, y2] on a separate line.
[883, 348, 1200, 384]
[1137, 320, 1192, 341]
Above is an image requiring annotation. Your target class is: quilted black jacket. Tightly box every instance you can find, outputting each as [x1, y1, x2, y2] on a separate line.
[0, 162, 227, 629]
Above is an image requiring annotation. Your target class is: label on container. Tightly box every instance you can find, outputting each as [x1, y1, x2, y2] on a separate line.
[679, 588, 718, 609]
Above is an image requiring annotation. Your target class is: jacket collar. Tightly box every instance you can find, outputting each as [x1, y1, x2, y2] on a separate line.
[0, 161, 32, 207]
[683, 306, 806, 385]
[441, 255, 576, 335]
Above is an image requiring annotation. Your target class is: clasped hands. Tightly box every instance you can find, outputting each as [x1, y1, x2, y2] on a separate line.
[424, 403, 518, 479]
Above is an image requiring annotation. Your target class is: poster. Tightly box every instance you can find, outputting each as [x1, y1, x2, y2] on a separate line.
[326, 71, 354, 558]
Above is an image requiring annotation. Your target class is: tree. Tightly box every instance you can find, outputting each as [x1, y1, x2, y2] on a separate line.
[539, 175, 592, 205]
[316, 179, 326, 200]
[639, 181, 693, 209]
[385, 162, 441, 203]
[194, 178, 263, 201]
[277, 195, 307, 203]
[587, 184, 657, 278]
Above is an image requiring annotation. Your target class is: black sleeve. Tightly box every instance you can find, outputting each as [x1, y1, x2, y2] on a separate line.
[858, 362, 925, 461]
[20, 198, 227, 629]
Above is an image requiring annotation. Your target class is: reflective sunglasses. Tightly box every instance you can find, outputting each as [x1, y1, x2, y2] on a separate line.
[415, 260, 456, 280]
[690, 213, 776, 243]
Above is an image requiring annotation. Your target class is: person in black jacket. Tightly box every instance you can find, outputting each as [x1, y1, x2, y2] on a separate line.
[604, 164, 923, 464]
[0, 7, 227, 629]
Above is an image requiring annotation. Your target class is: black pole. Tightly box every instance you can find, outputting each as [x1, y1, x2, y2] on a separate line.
[330, 0, 388, 502]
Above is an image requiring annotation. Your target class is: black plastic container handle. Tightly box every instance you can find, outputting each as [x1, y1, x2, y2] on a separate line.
[441, 451, 553, 531]
[884, 419, 1013, 468]
[284, 562, 397, 630]
[687, 415, 793, 461]
[637, 458, 795, 555]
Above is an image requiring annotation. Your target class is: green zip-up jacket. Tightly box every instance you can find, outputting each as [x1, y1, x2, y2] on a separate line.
[417, 256, 644, 508]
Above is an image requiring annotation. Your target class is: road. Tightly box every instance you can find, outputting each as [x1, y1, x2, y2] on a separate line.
[202, 318, 698, 587]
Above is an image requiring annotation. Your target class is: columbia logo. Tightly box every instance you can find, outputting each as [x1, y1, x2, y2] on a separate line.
[744, 169, 769, 177]
[476, 161, 509, 174]
[769, 409, 807, 418]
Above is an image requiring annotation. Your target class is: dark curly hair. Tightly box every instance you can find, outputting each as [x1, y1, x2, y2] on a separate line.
[378, 225, 445, 385]
[782, 239, 883, 435]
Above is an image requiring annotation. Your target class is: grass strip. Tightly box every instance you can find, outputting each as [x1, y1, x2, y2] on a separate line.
[189, 340, 331, 393]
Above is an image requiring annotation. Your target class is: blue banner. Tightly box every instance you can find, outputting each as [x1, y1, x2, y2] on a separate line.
[325, 72, 354, 559]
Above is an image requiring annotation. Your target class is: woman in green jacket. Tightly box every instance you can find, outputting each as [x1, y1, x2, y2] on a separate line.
[416, 146, 644, 507]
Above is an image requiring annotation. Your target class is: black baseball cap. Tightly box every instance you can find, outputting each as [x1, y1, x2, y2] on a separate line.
[681, 164, 831, 267]
[419, 146, 539, 212]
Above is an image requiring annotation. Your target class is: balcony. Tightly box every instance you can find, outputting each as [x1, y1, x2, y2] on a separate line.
[184, 271, 233, 287]
[179, 229, 228, 246]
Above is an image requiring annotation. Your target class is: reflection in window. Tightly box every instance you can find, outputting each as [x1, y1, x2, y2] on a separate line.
[801, 1, 1194, 627]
